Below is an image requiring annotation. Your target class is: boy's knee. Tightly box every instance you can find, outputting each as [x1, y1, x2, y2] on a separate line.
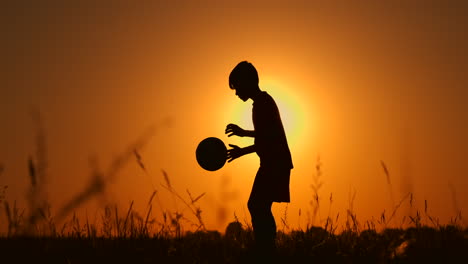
[247, 199, 256, 214]
[248, 199, 263, 215]
[248, 198, 271, 214]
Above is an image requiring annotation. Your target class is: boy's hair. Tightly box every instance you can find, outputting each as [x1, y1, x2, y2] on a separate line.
[229, 61, 259, 89]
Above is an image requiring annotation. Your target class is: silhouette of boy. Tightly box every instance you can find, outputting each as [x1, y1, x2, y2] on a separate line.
[225, 61, 293, 255]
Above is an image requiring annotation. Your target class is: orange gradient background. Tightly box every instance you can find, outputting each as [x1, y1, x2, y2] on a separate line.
[1, 1, 467, 232]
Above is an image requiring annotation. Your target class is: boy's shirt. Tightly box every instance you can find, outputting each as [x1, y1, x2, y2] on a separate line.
[252, 91, 293, 170]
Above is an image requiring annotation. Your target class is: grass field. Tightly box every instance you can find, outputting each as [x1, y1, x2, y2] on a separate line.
[0, 223, 466, 263]
[1, 171, 467, 263]
[1, 125, 467, 263]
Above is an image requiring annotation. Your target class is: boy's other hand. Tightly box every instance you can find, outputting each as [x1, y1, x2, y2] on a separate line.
[225, 124, 246, 137]
[227, 144, 244, 162]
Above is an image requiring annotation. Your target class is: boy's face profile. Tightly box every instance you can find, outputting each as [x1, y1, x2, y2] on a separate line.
[233, 82, 256, 102]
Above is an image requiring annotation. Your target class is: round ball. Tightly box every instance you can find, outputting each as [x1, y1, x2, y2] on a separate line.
[196, 137, 227, 171]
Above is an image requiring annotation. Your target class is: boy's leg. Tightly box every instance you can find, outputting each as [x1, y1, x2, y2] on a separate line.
[247, 198, 276, 252]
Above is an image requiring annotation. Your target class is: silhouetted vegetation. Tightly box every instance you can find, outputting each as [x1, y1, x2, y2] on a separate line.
[0, 116, 467, 263]
[0, 222, 466, 263]
[2, 163, 467, 264]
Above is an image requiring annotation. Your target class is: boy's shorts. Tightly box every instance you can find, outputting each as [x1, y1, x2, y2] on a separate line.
[249, 166, 291, 203]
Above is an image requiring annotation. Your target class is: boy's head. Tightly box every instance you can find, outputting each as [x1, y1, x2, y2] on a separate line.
[229, 61, 259, 101]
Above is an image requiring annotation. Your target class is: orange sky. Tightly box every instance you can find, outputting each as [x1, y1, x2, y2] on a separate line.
[1, 1, 467, 233]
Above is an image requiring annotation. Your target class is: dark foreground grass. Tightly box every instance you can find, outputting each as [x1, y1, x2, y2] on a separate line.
[1, 225, 467, 264]
[2, 119, 467, 263]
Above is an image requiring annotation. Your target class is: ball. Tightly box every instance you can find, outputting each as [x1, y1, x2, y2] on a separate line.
[196, 137, 227, 171]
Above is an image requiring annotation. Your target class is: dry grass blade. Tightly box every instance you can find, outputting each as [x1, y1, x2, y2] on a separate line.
[381, 160, 395, 209]
[448, 182, 460, 219]
[162, 170, 172, 189]
[23, 109, 52, 235]
[106, 125, 156, 182]
[160, 172, 206, 230]
[380, 160, 390, 185]
[0, 185, 7, 203]
[147, 191, 157, 206]
[28, 157, 36, 187]
[281, 204, 290, 232]
[186, 189, 205, 204]
[348, 187, 356, 211]
[56, 172, 105, 221]
[123, 201, 134, 236]
[387, 192, 411, 225]
[310, 156, 323, 226]
[143, 204, 153, 235]
[186, 189, 193, 202]
[56, 126, 155, 222]
[115, 206, 120, 237]
[134, 149, 146, 172]
[4, 201, 11, 228]
[86, 213, 91, 238]
[192, 192, 206, 204]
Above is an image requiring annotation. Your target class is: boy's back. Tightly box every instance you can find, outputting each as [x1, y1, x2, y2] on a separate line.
[253, 91, 293, 170]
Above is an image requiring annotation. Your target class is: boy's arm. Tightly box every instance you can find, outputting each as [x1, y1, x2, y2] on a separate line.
[242, 130, 256, 138]
[227, 144, 256, 163]
[242, 145, 256, 154]
[226, 124, 255, 138]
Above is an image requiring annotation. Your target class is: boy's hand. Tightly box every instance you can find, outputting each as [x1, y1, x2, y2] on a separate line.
[225, 124, 246, 137]
[227, 144, 244, 163]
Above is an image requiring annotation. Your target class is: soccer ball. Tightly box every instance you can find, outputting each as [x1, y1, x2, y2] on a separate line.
[196, 137, 227, 171]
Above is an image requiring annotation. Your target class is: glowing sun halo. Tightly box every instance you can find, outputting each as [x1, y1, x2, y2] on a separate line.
[229, 79, 310, 154]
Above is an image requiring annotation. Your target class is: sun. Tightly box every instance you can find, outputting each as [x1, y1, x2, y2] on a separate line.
[228, 79, 311, 155]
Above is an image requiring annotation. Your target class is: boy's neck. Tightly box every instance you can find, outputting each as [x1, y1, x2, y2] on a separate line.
[250, 88, 263, 102]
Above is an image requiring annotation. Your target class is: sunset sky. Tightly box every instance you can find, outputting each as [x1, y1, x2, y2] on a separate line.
[1, 1, 467, 232]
